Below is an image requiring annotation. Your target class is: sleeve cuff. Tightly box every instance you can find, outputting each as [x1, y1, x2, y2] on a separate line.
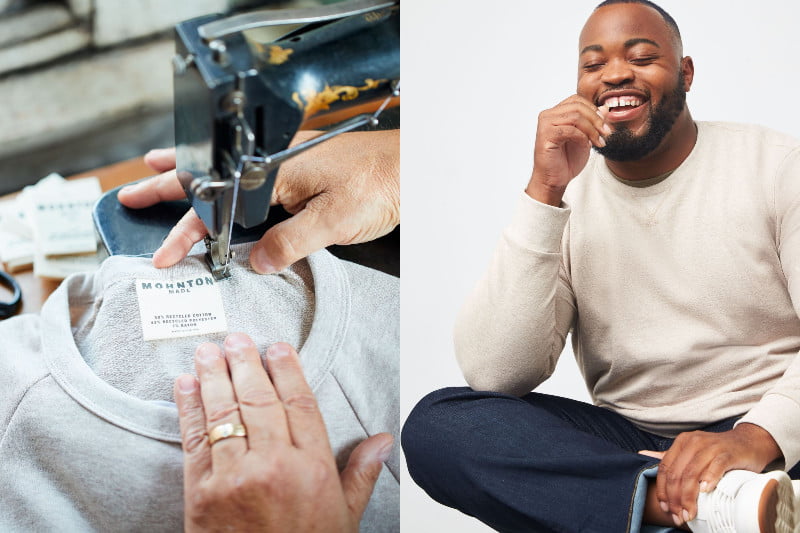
[506, 191, 571, 253]
[736, 393, 800, 471]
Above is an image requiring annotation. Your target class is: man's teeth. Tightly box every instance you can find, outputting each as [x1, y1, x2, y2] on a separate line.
[604, 96, 643, 109]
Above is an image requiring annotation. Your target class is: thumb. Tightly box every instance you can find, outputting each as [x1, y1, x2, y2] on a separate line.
[340, 433, 393, 522]
[144, 148, 177, 173]
[250, 201, 339, 274]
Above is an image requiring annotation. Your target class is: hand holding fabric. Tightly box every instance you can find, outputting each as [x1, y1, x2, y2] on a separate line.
[173, 333, 393, 532]
[118, 129, 399, 274]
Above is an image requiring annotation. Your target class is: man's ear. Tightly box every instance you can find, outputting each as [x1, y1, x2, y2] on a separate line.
[681, 56, 695, 92]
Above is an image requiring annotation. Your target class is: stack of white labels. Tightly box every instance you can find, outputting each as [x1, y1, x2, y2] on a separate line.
[0, 174, 103, 279]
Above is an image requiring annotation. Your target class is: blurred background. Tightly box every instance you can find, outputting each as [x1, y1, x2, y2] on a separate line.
[0, 0, 323, 194]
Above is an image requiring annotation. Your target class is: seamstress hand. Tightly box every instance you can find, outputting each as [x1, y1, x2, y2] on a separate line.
[174, 332, 393, 532]
[638, 423, 782, 527]
[117, 129, 399, 274]
[526, 95, 611, 206]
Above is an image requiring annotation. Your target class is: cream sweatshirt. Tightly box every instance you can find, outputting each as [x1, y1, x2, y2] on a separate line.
[454, 122, 800, 470]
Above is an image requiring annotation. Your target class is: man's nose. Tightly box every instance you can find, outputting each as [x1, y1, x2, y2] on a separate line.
[601, 57, 634, 86]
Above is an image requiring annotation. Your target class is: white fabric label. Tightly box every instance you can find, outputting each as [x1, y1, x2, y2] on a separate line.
[135, 275, 228, 341]
[33, 249, 101, 280]
[29, 176, 101, 256]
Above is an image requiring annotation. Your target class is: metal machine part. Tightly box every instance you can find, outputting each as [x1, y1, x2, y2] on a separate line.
[197, 0, 397, 41]
[0, 270, 22, 319]
[173, 0, 399, 279]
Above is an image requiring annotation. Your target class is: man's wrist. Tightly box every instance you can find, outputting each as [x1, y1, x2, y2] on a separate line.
[734, 422, 782, 468]
[525, 178, 566, 207]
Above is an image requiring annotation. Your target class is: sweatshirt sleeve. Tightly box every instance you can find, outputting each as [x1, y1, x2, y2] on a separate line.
[0, 315, 48, 441]
[738, 147, 800, 470]
[453, 191, 577, 396]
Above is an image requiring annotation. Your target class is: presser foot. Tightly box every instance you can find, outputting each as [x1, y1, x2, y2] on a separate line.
[204, 235, 232, 280]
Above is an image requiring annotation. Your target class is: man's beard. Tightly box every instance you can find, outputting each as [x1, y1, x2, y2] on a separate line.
[595, 75, 686, 162]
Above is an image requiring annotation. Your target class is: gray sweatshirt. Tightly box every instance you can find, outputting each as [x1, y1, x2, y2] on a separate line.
[0, 244, 399, 531]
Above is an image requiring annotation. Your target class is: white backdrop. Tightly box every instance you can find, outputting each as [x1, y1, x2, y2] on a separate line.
[400, 1, 800, 531]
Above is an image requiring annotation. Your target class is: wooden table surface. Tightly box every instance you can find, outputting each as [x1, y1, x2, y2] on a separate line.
[0, 157, 155, 315]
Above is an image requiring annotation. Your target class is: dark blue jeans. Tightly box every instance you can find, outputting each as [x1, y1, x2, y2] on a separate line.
[402, 387, 800, 533]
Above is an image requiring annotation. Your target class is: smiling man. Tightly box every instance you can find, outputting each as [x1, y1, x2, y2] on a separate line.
[402, 1, 800, 532]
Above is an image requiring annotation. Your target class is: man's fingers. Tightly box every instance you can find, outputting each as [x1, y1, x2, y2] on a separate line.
[264, 343, 331, 451]
[152, 208, 207, 268]
[117, 148, 203, 270]
[143, 148, 177, 173]
[655, 443, 686, 523]
[657, 435, 707, 526]
[664, 451, 694, 524]
[546, 98, 611, 146]
[673, 447, 727, 523]
[249, 202, 336, 274]
[638, 450, 665, 460]
[194, 343, 248, 467]
[222, 333, 291, 448]
[341, 433, 393, 522]
[117, 170, 184, 208]
[677, 453, 712, 522]
[550, 113, 609, 148]
[174, 374, 212, 486]
[696, 454, 729, 494]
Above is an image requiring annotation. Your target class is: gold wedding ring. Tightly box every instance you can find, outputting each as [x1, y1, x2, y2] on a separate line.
[208, 423, 247, 446]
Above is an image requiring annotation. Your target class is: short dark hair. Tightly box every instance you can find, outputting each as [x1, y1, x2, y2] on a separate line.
[595, 0, 682, 42]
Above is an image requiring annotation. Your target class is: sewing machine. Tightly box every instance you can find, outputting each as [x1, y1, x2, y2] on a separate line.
[94, 0, 399, 278]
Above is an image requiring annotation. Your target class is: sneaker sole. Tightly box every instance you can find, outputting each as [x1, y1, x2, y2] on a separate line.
[755, 474, 794, 533]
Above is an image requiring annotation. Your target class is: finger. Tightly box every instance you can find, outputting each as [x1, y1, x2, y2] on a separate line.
[660, 438, 700, 525]
[174, 374, 212, 487]
[554, 96, 612, 137]
[270, 129, 326, 207]
[194, 343, 247, 467]
[341, 433, 394, 522]
[638, 450, 665, 460]
[143, 148, 177, 173]
[548, 107, 610, 148]
[681, 451, 732, 521]
[551, 115, 608, 148]
[222, 332, 291, 448]
[677, 450, 712, 523]
[541, 123, 601, 153]
[249, 202, 336, 274]
[264, 343, 330, 451]
[152, 208, 207, 268]
[655, 443, 683, 522]
[697, 453, 731, 493]
[117, 170, 184, 208]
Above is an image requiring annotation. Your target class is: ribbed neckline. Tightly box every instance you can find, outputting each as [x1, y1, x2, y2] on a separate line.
[609, 169, 674, 188]
[595, 121, 706, 198]
[39, 247, 349, 442]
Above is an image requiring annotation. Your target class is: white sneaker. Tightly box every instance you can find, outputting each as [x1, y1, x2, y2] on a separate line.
[687, 470, 795, 533]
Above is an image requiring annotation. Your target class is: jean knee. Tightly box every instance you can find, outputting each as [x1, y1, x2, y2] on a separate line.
[404, 388, 495, 468]
[402, 388, 465, 453]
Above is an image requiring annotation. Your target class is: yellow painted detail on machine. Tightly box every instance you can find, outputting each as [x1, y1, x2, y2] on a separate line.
[292, 79, 386, 119]
[364, 11, 384, 23]
[268, 45, 293, 65]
